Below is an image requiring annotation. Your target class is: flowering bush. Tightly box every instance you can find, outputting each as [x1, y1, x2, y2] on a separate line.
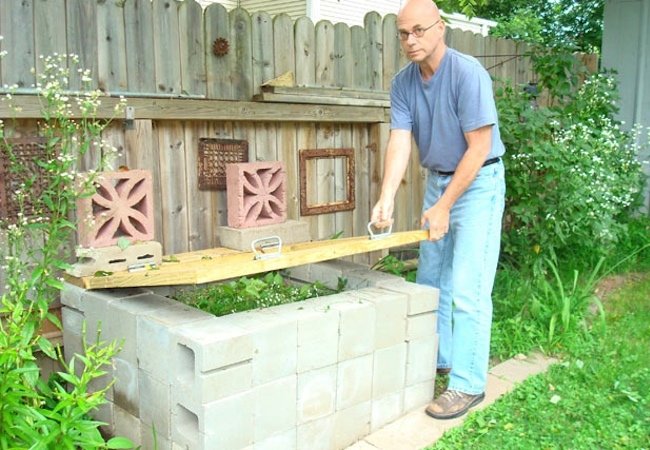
[498, 72, 647, 268]
[0, 52, 131, 448]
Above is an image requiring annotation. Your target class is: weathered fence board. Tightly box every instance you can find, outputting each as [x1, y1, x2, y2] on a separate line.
[96, 0, 127, 93]
[179, 0, 206, 97]
[205, 3, 233, 99]
[153, 0, 182, 95]
[294, 16, 316, 86]
[273, 14, 296, 77]
[365, 12, 383, 90]
[251, 11, 275, 90]
[0, 0, 35, 90]
[65, 0, 99, 90]
[230, 8, 254, 100]
[34, 0, 67, 75]
[124, 0, 156, 94]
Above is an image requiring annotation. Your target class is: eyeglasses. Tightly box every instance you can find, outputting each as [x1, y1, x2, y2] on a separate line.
[397, 19, 441, 41]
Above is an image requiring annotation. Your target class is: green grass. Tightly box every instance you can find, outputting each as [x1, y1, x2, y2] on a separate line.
[429, 273, 650, 450]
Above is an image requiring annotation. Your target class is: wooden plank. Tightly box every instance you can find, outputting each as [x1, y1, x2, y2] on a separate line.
[101, 121, 126, 170]
[273, 14, 295, 77]
[368, 122, 390, 264]
[315, 20, 336, 87]
[294, 17, 316, 86]
[209, 121, 235, 229]
[153, 0, 181, 95]
[352, 124, 371, 265]
[230, 7, 254, 100]
[179, 0, 206, 97]
[334, 22, 353, 88]
[184, 121, 215, 251]
[68, 230, 429, 289]
[205, 3, 233, 100]
[66, 0, 98, 90]
[96, 0, 127, 92]
[124, 0, 155, 93]
[0, 0, 35, 89]
[364, 11, 383, 90]
[260, 86, 390, 100]
[334, 124, 355, 244]
[297, 123, 318, 238]
[253, 92, 390, 107]
[251, 11, 275, 91]
[33, 0, 67, 75]
[124, 119, 163, 243]
[382, 14, 400, 90]
[158, 122, 190, 254]
[0, 95, 388, 123]
[351, 26, 371, 89]
[254, 122, 277, 161]
[277, 122, 299, 220]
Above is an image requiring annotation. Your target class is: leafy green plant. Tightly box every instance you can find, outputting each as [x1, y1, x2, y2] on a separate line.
[0, 51, 131, 448]
[174, 271, 347, 317]
[371, 254, 417, 282]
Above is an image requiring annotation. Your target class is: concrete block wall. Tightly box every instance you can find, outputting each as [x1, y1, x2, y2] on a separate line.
[61, 261, 439, 450]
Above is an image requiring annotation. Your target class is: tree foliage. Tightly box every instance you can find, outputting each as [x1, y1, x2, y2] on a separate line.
[437, 0, 604, 52]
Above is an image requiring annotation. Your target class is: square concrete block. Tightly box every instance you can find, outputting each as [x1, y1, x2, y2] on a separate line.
[297, 415, 334, 450]
[61, 305, 84, 337]
[297, 365, 337, 424]
[297, 310, 339, 373]
[406, 312, 437, 341]
[336, 354, 373, 411]
[333, 401, 371, 450]
[218, 219, 310, 251]
[139, 370, 172, 441]
[76, 169, 155, 248]
[371, 391, 403, 431]
[334, 299, 376, 360]
[172, 318, 254, 374]
[345, 268, 405, 290]
[383, 282, 440, 315]
[253, 375, 297, 442]
[114, 404, 143, 447]
[171, 403, 200, 449]
[203, 391, 255, 448]
[406, 334, 438, 386]
[226, 161, 287, 228]
[372, 343, 407, 398]
[61, 283, 87, 311]
[113, 357, 140, 417]
[252, 321, 297, 386]
[404, 380, 435, 411]
[92, 401, 115, 437]
[348, 288, 407, 349]
[141, 425, 172, 450]
[254, 429, 297, 450]
[175, 359, 252, 411]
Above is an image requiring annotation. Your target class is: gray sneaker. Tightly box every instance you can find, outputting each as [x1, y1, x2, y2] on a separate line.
[425, 389, 485, 419]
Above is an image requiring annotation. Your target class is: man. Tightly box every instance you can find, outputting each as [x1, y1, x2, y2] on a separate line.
[370, 0, 506, 420]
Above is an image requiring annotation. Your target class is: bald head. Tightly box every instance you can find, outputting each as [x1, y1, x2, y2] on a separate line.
[398, 0, 441, 24]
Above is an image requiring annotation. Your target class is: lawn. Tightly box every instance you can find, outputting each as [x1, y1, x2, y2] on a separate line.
[429, 272, 650, 449]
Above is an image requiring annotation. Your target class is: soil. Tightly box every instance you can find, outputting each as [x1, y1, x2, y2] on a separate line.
[594, 272, 649, 302]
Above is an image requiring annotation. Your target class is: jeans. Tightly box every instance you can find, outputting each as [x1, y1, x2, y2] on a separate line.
[416, 161, 505, 395]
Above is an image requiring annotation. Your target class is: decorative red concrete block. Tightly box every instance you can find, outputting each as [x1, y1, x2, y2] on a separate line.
[226, 161, 287, 228]
[76, 170, 155, 248]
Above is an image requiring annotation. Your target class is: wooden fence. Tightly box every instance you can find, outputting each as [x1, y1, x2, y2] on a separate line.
[0, 0, 592, 269]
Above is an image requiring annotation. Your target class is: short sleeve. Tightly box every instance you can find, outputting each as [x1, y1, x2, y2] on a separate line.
[390, 75, 413, 131]
[457, 66, 498, 133]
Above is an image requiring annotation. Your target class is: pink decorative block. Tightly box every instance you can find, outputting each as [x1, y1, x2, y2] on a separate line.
[76, 169, 155, 248]
[226, 161, 287, 228]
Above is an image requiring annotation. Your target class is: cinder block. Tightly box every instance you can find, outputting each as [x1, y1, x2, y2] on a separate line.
[114, 404, 143, 447]
[308, 260, 360, 289]
[76, 169, 154, 248]
[227, 314, 297, 386]
[141, 425, 172, 450]
[175, 360, 252, 411]
[92, 401, 115, 437]
[61, 305, 84, 339]
[333, 298, 376, 360]
[171, 403, 200, 450]
[371, 391, 403, 431]
[254, 429, 296, 450]
[404, 380, 435, 412]
[406, 312, 437, 341]
[297, 310, 339, 373]
[137, 305, 213, 382]
[113, 357, 139, 417]
[203, 391, 255, 448]
[372, 343, 407, 398]
[350, 288, 407, 349]
[297, 365, 337, 424]
[217, 219, 310, 251]
[383, 282, 440, 315]
[172, 318, 253, 374]
[61, 283, 87, 310]
[336, 354, 373, 410]
[297, 415, 334, 450]
[345, 267, 406, 290]
[253, 375, 297, 442]
[332, 401, 371, 450]
[226, 161, 287, 228]
[139, 369, 172, 440]
[406, 334, 439, 386]
[67, 241, 163, 277]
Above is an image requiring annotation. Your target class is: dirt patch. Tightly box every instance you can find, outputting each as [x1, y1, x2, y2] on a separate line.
[594, 272, 649, 301]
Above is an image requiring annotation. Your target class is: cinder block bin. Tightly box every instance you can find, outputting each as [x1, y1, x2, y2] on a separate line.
[61, 261, 439, 450]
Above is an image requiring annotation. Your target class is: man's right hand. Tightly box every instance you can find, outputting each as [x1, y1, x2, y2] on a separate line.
[370, 197, 395, 229]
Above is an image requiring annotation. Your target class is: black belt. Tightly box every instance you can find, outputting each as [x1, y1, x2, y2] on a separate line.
[431, 157, 501, 176]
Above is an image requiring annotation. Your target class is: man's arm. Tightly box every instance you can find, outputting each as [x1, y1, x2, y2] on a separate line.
[371, 129, 413, 228]
[421, 125, 493, 240]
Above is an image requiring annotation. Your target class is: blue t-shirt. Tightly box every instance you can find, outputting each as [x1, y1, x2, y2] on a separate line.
[390, 48, 505, 172]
